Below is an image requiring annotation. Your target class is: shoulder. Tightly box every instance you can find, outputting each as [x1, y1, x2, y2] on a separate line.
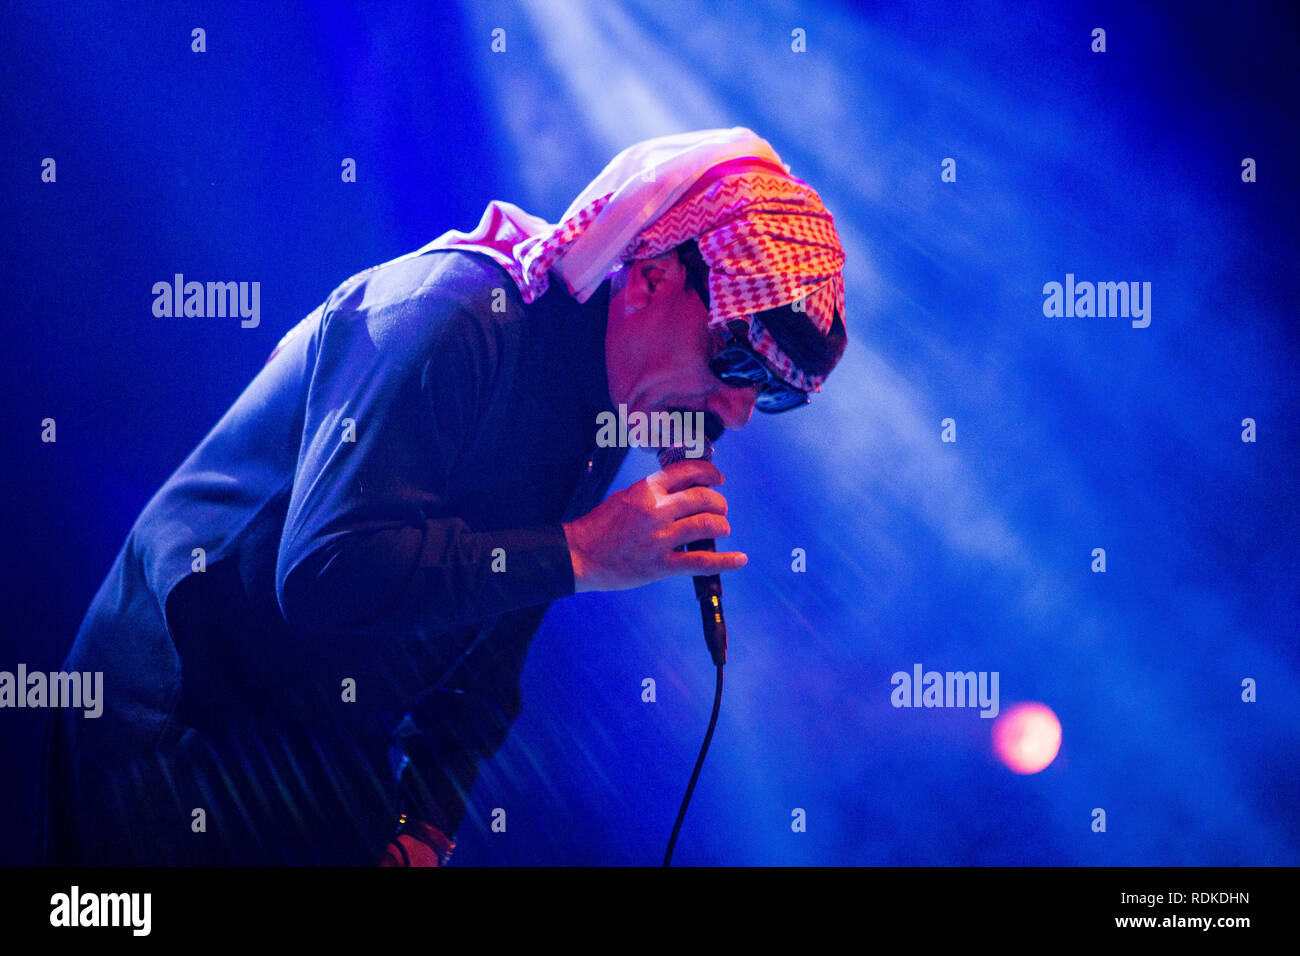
[327, 249, 525, 330]
[315, 250, 532, 377]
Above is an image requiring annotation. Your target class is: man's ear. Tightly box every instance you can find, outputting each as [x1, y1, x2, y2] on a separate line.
[623, 251, 684, 311]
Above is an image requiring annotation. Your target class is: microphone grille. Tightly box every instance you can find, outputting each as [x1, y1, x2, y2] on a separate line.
[657, 441, 714, 468]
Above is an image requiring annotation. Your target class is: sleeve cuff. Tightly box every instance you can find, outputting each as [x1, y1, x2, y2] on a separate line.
[460, 523, 576, 613]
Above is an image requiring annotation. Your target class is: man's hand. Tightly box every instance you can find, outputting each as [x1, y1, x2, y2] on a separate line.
[377, 818, 454, 867]
[562, 459, 747, 593]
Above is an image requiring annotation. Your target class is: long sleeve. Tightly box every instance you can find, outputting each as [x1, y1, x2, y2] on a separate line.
[274, 286, 576, 642]
[51, 245, 621, 863]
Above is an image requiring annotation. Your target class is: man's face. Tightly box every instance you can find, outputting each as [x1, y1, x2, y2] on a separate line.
[605, 252, 761, 442]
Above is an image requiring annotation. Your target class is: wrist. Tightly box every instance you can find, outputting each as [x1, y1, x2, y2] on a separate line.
[561, 521, 589, 593]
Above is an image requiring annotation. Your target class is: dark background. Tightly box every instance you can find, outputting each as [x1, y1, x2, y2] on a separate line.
[3, 0, 1297, 865]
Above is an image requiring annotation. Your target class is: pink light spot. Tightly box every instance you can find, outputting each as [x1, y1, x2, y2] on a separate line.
[993, 702, 1062, 774]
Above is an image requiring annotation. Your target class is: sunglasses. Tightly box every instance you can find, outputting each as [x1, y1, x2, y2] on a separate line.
[708, 320, 810, 413]
[679, 244, 810, 413]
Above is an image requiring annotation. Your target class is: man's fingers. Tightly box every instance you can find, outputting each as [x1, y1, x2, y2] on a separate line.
[654, 459, 724, 494]
[666, 549, 748, 575]
[665, 513, 730, 548]
[660, 486, 728, 521]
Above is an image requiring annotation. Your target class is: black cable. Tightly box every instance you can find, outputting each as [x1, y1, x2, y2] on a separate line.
[663, 663, 724, 866]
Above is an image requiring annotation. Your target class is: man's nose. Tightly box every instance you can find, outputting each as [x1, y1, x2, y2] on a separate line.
[709, 384, 761, 431]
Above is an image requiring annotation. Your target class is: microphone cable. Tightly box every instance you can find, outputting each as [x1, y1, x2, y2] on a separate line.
[662, 662, 723, 866]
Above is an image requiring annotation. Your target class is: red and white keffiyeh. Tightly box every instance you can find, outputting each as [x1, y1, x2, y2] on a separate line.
[419, 127, 847, 393]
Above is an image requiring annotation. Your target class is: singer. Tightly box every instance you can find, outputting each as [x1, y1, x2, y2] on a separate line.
[40, 127, 848, 866]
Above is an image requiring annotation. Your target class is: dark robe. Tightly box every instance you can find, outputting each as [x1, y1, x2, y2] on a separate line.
[40, 248, 627, 864]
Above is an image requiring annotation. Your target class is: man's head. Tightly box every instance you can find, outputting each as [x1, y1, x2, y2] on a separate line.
[606, 243, 760, 441]
[424, 127, 848, 432]
[605, 239, 846, 441]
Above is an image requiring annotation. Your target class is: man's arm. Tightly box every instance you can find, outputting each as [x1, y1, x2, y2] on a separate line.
[274, 291, 574, 640]
[273, 262, 745, 643]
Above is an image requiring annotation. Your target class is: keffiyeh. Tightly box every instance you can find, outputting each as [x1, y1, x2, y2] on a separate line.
[420, 127, 847, 393]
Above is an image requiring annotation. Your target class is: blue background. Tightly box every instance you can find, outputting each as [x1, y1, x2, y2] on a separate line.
[2, 0, 1296, 865]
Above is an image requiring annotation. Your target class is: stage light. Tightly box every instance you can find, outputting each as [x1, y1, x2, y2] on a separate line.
[993, 702, 1061, 774]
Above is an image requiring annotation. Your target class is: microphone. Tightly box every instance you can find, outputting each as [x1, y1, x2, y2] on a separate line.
[657, 442, 728, 667]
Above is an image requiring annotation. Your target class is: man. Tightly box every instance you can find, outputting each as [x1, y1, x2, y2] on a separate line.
[39, 127, 847, 865]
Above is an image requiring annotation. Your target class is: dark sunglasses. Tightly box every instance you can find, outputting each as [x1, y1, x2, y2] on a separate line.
[679, 243, 810, 413]
[709, 320, 811, 413]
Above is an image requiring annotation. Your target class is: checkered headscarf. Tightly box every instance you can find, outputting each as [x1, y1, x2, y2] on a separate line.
[420, 127, 847, 393]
